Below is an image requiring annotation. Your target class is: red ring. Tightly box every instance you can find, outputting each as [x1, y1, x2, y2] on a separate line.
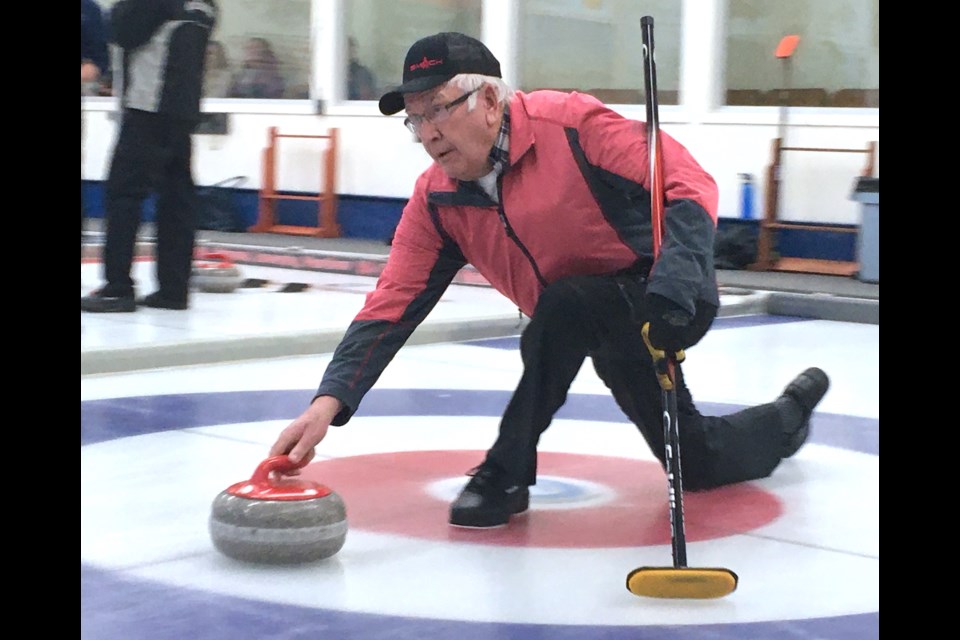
[301, 450, 781, 548]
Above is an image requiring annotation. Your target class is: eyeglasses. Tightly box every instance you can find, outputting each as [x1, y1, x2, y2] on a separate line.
[404, 88, 480, 134]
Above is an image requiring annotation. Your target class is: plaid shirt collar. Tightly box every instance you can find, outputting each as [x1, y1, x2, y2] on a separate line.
[487, 104, 511, 177]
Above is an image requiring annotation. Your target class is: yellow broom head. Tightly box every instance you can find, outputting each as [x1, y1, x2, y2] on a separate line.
[626, 567, 738, 599]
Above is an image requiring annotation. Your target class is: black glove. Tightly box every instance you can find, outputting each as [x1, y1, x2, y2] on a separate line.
[645, 293, 693, 353]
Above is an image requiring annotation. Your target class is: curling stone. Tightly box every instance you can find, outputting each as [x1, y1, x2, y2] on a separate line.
[192, 252, 243, 293]
[209, 455, 347, 564]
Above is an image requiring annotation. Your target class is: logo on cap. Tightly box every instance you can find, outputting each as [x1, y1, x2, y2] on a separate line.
[410, 56, 443, 72]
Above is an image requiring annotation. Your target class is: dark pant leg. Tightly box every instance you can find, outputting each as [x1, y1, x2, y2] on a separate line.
[591, 329, 785, 490]
[153, 118, 197, 302]
[102, 110, 162, 297]
[484, 274, 642, 486]
[484, 268, 785, 492]
[591, 274, 785, 489]
[584, 275, 721, 490]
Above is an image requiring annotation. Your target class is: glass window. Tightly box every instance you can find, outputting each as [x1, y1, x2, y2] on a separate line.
[91, 0, 313, 100]
[724, 0, 879, 108]
[344, 0, 483, 102]
[215, 0, 313, 99]
[517, 0, 681, 105]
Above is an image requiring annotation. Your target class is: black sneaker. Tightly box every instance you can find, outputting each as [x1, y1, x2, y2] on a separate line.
[449, 464, 530, 528]
[138, 292, 188, 310]
[779, 367, 830, 457]
[81, 290, 136, 313]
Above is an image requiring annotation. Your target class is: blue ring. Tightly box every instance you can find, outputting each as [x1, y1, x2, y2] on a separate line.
[81, 388, 878, 454]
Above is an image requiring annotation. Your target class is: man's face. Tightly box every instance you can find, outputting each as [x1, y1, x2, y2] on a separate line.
[404, 83, 500, 182]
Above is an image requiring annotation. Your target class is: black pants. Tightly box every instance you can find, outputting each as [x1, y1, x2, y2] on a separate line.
[484, 272, 784, 491]
[100, 109, 197, 302]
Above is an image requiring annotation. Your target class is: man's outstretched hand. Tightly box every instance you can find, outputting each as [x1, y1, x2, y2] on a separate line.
[268, 395, 342, 473]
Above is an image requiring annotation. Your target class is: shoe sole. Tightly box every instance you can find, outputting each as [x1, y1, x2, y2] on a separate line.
[782, 367, 829, 457]
[448, 495, 530, 528]
[785, 368, 830, 411]
[449, 509, 529, 529]
[80, 302, 137, 313]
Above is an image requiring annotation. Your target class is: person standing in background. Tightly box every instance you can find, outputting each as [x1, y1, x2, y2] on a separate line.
[81, 0, 110, 256]
[81, 0, 218, 313]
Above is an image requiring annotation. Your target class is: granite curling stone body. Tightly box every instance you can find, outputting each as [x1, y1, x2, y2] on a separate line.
[193, 252, 243, 293]
[210, 455, 347, 564]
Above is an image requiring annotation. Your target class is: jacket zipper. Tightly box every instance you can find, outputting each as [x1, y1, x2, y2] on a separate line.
[495, 174, 548, 288]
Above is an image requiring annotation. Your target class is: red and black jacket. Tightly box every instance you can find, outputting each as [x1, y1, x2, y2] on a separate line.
[318, 90, 719, 424]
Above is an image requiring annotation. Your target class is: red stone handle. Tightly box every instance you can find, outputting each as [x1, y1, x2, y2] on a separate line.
[225, 455, 330, 501]
[250, 455, 308, 484]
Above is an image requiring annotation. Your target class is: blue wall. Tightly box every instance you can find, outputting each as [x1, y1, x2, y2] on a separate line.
[81, 181, 858, 261]
[82, 181, 404, 242]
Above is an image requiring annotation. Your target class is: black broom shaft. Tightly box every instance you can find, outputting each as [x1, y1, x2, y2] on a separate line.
[641, 17, 660, 159]
[641, 14, 689, 569]
[663, 378, 687, 566]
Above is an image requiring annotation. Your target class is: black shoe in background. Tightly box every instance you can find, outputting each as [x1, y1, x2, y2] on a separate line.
[777, 367, 830, 458]
[449, 463, 529, 528]
[138, 292, 188, 310]
[81, 290, 137, 313]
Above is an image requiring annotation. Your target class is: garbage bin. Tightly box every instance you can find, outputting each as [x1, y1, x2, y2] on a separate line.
[851, 177, 879, 283]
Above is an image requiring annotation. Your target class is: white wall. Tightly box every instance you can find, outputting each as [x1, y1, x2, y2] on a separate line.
[81, 99, 878, 224]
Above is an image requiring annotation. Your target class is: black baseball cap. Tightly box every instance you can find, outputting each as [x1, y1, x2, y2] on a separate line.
[378, 32, 502, 116]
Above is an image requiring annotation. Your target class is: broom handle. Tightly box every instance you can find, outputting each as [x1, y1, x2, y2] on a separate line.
[641, 14, 688, 569]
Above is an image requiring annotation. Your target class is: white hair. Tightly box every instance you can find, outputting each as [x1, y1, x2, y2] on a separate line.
[449, 73, 514, 110]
